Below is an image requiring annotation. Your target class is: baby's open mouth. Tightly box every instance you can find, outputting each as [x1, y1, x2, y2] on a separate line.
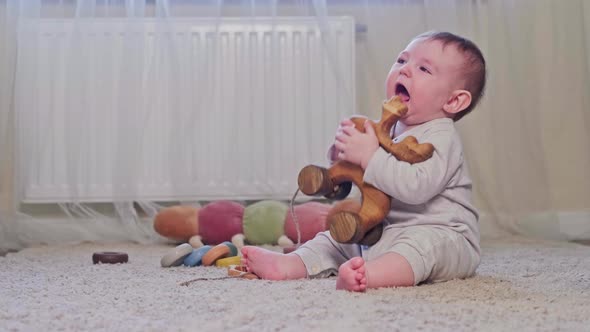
[395, 83, 410, 102]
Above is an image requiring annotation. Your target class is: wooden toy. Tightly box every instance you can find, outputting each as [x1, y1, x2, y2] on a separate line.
[201, 242, 237, 266]
[160, 243, 193, 267]
[215, 256, 242, 268]
[297, 96, 434, 245]
[227, 265, 259, 280]
[92, 251, 128, 264]
[183, 245, 212, 267]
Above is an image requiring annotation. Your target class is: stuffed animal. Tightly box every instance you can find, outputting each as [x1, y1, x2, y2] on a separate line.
[297, 96, 435, 246]
[153, 200, 332, 250]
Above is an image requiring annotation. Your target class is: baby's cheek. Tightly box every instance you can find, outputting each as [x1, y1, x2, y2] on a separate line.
[385, 76, 396, 99]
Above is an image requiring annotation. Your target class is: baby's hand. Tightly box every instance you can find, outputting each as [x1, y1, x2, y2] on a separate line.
[334, 119, 379, 169]
[328, 118, 358, 163]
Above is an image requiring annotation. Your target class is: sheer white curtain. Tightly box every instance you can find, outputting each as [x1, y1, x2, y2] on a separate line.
[1, 0, 589, 250]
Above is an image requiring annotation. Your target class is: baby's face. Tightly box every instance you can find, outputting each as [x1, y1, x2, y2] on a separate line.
[386, 38, 466, 125]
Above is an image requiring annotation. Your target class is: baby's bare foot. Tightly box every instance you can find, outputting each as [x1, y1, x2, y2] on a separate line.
[336, 257, 367, 292]
[241, 246, 307, 280]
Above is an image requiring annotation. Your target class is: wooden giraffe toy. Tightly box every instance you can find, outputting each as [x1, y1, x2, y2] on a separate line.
[297, 96, 435, 245]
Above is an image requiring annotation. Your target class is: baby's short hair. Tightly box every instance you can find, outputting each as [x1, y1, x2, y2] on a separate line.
[414, 31, 486, 121]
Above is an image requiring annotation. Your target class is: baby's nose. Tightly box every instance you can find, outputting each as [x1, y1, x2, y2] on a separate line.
[399, 64, 411, 77]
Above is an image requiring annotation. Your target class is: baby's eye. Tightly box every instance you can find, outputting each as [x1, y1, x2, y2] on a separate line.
[397, 58, 406, 64]
[419, 66, 432, 74]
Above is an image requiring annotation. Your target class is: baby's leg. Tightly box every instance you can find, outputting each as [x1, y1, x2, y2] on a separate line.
[241, 246, 307, 280]
[364, 252, 414, 288]
[336, 252, 413, 292]
[362, 225, 480, 288]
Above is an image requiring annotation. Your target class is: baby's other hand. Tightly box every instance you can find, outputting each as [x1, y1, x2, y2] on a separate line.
[328, 118, 357, 163]
[340, 115, 368, 129]
[327, 144, 339, 164]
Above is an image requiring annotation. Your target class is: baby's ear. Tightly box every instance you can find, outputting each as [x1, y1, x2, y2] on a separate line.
[443, 89, 472, 115]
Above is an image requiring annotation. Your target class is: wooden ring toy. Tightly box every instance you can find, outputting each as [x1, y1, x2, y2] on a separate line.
[215, 255, 242, 268]
[201, 241, 238, 266]
[183, 245, 212, 267]
[201, 243, 231, 266]
[160, 243, 193, 267]
[92, 252, 128, 264]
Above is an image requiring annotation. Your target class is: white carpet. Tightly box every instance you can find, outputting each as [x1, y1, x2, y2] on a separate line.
[1, 237, 589, 332]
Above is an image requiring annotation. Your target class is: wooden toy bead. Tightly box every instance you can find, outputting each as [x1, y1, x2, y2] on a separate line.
[227, 265, 259, 279]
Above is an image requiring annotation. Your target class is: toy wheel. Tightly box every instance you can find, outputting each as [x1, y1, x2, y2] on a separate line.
[297, 165, 334, 196]
[328, 211, 362, 244]
[357, 222, 384, 246]
[324, 181, 352, 200]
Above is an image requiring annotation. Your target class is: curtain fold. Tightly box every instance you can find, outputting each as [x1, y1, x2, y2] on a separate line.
[1, 0, 589, 250]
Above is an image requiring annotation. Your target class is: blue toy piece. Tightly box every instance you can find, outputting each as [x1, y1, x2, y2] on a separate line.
[183, 245, 212, 267]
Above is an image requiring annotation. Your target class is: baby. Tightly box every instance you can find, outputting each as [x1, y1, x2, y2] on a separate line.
[242, 31, 486, 292]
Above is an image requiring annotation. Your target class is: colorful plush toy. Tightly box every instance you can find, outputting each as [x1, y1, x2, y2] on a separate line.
[153, 200, 332, 250]
[297, 96, 435, 246]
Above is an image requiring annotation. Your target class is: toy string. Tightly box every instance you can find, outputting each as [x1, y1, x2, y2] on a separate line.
[179, 273, 248, 286]
[290, 188, 302, 246]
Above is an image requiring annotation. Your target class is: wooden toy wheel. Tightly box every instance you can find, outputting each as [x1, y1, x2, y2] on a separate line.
[324, 181, 352, 200]
[329, 211, 384, 246]
[297, 165, 334, 196]
[328, 211, 362, 244]
[357, 222, 383, 246]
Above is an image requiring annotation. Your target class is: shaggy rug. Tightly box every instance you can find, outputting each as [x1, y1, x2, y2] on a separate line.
[1, 236, 589, 331]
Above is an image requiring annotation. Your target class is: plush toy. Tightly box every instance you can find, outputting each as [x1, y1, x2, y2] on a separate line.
[297, 96, 435, 246]
[153, 205, 200, 242]
[153, 200, 332, 250]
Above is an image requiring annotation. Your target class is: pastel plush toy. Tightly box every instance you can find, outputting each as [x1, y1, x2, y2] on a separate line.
[153, 205, 200, 242]
[297, 96, 435, 246]
[197, 200, 244, 246]
[153, 200, 332, 250]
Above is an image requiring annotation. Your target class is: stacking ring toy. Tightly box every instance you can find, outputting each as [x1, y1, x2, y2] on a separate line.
[161, 243, 193, 267]
[215, 255, 242, 268]
[202, 242, 238, 266]
[183, 245, 212, 267]
[92, 252, 128, 264]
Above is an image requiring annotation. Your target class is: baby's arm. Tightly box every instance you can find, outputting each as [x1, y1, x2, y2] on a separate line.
[363, 130, 463, 205]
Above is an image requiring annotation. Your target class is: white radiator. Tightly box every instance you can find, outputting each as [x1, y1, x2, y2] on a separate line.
[15, 17, 355, 203]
